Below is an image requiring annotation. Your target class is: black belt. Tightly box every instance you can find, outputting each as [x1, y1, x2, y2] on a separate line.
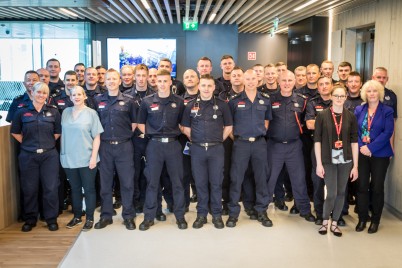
[270, 138, 298, 144]
[193, 142, 221, 147]
[104, 139, 130, 145]
[235, 136, 264, 142]
[23, 148, 54, 154]
[151, 137, 177, 143]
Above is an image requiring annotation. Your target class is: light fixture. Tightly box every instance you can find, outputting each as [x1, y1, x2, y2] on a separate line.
[58, 8, 78, 17]
[141, 0, 151, 10]
[275, 27, 288, 34]
[293, 0, 318, 12]
[208, 13, 216, 22]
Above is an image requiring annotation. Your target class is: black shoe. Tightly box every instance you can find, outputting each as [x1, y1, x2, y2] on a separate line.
[139, 220, 154, 231]
[249, 209, 258, 220]
[318, 223, 328, 235]
[113, 199, 122, 209]
[330, 223, 342, 237]
[301, 212, 316, 222]
[48, 223, 59, 231]
[192, 216, 207, 229]
[94, 218, 113, 229]
[355, 221, 366, 232]
[368, 223, 379, 234]
[190, 194, 198, 203]
[167, 204, 174, 213]
[258, 212, 273, 227]
[290, 205, 300, 214]
[337, 216, 346, 226]
[284, 193, 294, 202]
[156, 212, 167, 221]
[212, 217, 225, 229]
[176, 218, 188, 230]
[66, 218, 82, 229]
[82, 220, 94, 231]
[315, 216, 323, 225]
[274, 200, 288, 211]
[222, 203, 229, 216]
[226, 217, 238, 228]
[21, 222, 36, 232]
[123, 218, 136, 230]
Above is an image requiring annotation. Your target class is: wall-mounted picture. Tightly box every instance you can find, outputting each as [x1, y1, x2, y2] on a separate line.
[107, 38, 177, 77]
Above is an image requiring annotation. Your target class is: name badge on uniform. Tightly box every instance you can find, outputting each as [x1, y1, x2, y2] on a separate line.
[23, 112, 33, 117]
[259, 100, 264, 104]
[150, 103, 159, 111]
[119, 101, 125, 106]
[99, 102, 106, 109]
[57, 100, 65, 106]
[315, 105, 323, 112]
[237, 101, 245, 108]
[272, 102, 281, 109]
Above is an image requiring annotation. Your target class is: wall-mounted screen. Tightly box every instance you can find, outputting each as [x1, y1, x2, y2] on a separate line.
[107, 38, 177, 77]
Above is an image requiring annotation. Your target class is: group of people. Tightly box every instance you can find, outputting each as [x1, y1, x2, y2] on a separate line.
[7, 55, 397, 237]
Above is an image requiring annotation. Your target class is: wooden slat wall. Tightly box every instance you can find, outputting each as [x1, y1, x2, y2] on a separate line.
[332, 0, 402, 216]
[0, 126, 19, 230]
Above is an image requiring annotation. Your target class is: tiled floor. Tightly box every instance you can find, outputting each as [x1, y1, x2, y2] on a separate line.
[60, 202, 402, 268]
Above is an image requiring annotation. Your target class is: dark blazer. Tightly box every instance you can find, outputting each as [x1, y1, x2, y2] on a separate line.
[355, 102, 394, 157]
[314, 107, 358, 164]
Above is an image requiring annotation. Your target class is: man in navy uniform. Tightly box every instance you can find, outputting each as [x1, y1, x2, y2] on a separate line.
[227, 69, 272, 227]
[158, 58, 186, 95]
[197, 56, 226, 95]
[46, 58, 64, 93]
[182, 74, 233, 229]
[6, 70, 38, 123]
[94, 69, 137, 230]
[267, 70, 316, 224]
[305, 76, 333, 225]
[84, 67, 105, 110]
[258, 64, 280, 95]
[217, 55, 235, 92]
[138, 69, 187, 231]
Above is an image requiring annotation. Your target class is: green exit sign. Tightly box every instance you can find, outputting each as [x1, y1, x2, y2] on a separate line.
[183, 21, 198, 31]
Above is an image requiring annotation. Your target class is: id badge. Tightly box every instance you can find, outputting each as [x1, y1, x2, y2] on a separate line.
[362, 136, 370, 143]
[334, 140, 343, 149]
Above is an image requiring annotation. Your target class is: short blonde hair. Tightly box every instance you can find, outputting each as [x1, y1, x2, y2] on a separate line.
[32, 82, 49, 95]
[360, 80, 385, 103]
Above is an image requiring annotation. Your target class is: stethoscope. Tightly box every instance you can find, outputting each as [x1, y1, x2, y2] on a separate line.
[193, 95, 219, 119]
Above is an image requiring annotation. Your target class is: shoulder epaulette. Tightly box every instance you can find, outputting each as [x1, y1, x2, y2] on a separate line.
[46, 104, 58, 109]
[260, 92, 270, 99]
[229, 93, 241, 100]
[297, 93, 307, 99]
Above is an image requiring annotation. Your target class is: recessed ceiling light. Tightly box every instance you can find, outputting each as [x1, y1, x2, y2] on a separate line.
[208, 13, 216, 21]
[59, 8, 78, 17]
[294, 0, 318, 12]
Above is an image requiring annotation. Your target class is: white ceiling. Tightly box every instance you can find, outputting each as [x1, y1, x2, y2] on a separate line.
[0, 0, 375, 33]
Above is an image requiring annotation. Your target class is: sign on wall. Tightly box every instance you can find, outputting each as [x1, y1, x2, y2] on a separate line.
[248, 51, 257, 60]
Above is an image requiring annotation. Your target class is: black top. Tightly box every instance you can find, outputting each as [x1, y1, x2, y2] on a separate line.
[384, 87, 398, 118]
[218, 88, 242, 102]
[10, 103, 61, 152]
[267, 92, 307, 142]
[314, 107, 358, 164]
[181, 91, 198, 106]
[217, 76, 232, 93]
[294, 85, 318, 100]
[49, 88, 74, 114]
[305, 95, 332, 137]
[181, 96, 233, 143]
[6, 92, 32, 122]
[171, 78, 186, 96]
[228, 91, 272, 138]
[138, 93, 185, 138]
[95, 92, 137, 141]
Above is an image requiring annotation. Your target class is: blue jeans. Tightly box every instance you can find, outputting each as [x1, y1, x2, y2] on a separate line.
[65, 166, 98, 220]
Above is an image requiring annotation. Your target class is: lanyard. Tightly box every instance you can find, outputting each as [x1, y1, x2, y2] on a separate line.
[330, 108, 342, 140]
[367, 107, 377, 132]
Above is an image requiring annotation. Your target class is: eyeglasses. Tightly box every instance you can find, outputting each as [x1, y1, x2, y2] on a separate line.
[332, 95, 346, 99]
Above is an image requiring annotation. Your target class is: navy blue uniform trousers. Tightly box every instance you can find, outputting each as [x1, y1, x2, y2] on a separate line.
[191, 144, 224, 217]
[99, 141, 135, 220]
[228, 138, 269, 218]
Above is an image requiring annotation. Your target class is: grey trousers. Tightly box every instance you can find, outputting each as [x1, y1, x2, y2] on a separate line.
[322, 162, 353, 221]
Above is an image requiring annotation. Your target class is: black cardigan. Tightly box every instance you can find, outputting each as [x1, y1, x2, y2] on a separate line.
[314, 107, 358, 164]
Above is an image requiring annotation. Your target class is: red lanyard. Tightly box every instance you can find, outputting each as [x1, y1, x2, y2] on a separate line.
[367, 107, 377, 132]
[330, 108, 342, 140]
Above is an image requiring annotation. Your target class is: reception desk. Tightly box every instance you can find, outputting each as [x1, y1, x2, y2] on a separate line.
[0, 125, 19, 230]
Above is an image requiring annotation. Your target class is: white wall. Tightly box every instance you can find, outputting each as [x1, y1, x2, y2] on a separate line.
[333, 0, 402, 216]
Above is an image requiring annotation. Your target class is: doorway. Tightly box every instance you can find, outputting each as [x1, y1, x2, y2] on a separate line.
[355, 26, 375, 83]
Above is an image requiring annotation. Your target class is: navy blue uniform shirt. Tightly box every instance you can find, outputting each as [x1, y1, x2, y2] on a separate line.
[182, 96, 233, 143]
[294, 85, 318, 100]
[384, 87, 398, 118]
[228, 91, 272, 138]
[305, 95, 332, 121]
[95, 92, 137, 141]
[10, 103, 61, 152]
[48, 79, 65, 94]
[138, 93, 184, 138]
[217, 77, 232, 93]
[85, 85, 105, 110]
[344, 94, 363, 113]
[257, 84, 280, 96]
[6, 92, 32, 122]
[49, 88, 73, 114]
[218, 88, 242, 102]
[267, 92, 306, 142]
